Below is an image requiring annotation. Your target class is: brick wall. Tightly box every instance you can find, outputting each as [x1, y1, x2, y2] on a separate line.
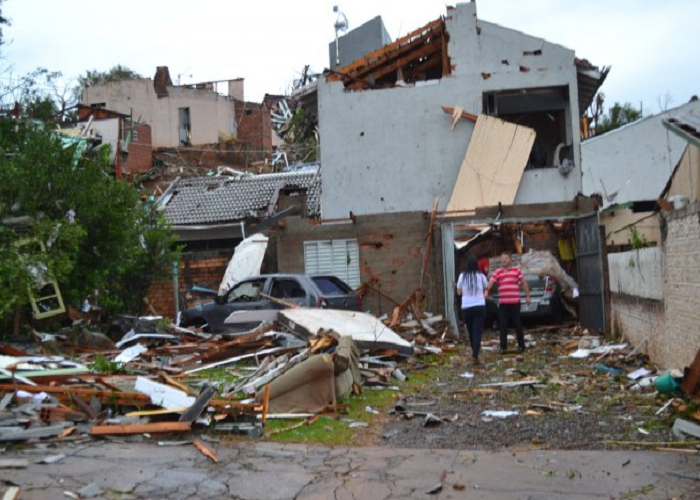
[277, 212, 444, 318]
[235, 100, 272, 153]
[662, 201, 700, 368]
[125, 122, 152, 175]
[147, 250, 232, 319]
[610, 294, 665, 362]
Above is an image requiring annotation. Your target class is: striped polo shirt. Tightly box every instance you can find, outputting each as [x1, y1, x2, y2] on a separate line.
[491, 267, 523, 305]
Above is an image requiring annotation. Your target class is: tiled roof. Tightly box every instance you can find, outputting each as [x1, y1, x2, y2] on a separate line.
[163, 171, 321, 225]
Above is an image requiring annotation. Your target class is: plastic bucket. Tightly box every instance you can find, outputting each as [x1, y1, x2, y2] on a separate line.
[655, 371, 681, 394]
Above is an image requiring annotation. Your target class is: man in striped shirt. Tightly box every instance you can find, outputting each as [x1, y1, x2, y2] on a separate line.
[484, 252, 531, 353]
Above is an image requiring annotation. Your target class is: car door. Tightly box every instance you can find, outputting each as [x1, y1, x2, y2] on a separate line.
[268, 277, 309, 309]
[217, 277, 269, 325]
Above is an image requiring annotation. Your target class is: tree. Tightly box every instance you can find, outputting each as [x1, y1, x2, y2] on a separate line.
[0, 120, 180, 326]
[595, 102, 643, 135]
[0, 0, 8, 47]
[78, 65, 142, 87]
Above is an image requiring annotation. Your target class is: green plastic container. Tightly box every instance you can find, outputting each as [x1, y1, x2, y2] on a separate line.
[655, 370, 681, 394]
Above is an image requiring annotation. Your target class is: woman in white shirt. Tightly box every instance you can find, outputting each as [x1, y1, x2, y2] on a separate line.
[456, 255, 488, 364]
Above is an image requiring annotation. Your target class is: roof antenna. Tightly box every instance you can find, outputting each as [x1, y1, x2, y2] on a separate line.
[333, 6, 349, 66]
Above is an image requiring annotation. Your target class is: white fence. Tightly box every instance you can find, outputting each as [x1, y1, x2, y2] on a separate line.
[608, 247, 664, 301]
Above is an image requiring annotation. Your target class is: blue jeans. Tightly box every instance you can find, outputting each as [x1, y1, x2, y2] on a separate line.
[461, 305, 486, 358]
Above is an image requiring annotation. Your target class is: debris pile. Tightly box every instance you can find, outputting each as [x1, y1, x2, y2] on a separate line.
[0, 304, 451, 449]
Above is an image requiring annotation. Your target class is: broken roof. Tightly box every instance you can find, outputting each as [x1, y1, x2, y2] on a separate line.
[327, 17, 450, 90]
[163, 171, 320, 225]
[575, 59, 610, 116]
[664, 107, 700, 148]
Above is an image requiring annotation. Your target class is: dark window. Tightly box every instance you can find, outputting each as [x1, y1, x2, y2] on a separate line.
[271, 279, 306, 299]
[312, 276, 352, 296]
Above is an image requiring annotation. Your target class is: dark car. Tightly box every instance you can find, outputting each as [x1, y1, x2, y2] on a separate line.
[485, 273, 563, 327]
[180, 274, 362, 332]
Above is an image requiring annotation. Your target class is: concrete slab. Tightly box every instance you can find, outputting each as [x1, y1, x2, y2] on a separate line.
[0, 441, 696, 500]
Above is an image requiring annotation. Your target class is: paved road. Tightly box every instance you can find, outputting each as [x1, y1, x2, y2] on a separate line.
[3, 440, 699, 499]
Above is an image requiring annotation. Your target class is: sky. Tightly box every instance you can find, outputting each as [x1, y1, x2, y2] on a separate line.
[2, 0, 698, 115]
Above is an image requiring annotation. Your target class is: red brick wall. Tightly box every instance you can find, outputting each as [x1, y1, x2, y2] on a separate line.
[147, 250, 231, 319]
[235, 100, 272, 153]
[277, 213, 444, 318]
[126, 122, 152, 175]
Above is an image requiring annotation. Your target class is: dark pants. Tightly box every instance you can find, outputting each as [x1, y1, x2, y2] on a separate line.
[461, 306, 485, 358]
[498, 303, 524, 350]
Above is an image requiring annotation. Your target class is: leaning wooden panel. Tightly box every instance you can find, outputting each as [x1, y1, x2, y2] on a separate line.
[446, 115, 536, 214]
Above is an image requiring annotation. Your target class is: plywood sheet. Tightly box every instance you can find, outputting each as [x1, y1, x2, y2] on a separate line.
[447, 115, 536, 213]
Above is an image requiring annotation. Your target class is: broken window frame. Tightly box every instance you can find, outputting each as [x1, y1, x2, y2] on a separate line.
[16, 239, 66, 320]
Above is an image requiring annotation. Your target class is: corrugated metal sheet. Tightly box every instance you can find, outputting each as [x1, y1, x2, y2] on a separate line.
[446, 115, 536, 213]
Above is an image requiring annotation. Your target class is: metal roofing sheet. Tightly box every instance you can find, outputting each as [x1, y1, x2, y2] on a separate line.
[446, 115, 536, 213]
[164, 171, 321, 225]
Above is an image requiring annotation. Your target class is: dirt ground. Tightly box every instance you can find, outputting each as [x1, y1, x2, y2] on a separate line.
[379, 327, 684, 451]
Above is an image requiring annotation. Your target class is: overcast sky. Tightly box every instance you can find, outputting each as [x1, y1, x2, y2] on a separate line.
[2, 0, 698, 115]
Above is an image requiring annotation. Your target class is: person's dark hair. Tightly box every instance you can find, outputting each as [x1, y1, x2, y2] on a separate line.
[462, 255, 481, 294]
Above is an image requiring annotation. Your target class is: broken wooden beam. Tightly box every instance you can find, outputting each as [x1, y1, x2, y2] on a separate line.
[192, 438, 218, 463]
[441, 106, 478, 123]
[90, 422, 191, 436]
[0, 383, 151, 406]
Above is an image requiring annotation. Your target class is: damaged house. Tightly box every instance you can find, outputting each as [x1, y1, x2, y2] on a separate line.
[283, 2, 608, 330]
[148, 170, 321, 318]
[80, 66, 273, 156]
[582, 98, 700, 249]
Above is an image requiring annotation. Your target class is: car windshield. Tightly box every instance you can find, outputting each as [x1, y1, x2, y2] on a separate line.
[228, 279, 265, 303]
[312, 276, 352, 296]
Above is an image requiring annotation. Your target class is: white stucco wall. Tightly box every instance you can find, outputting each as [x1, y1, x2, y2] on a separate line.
[581, 100, 700, 209]
[608, 247, 663, 301]
[88, 118, 119, 163]
[318, 3, 583, 218]
[82, 80, 237, 148]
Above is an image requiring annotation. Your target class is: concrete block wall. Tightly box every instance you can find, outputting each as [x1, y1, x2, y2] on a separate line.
[277, 212, 444, 318]
[610, 294, 665, 363]
[147, 250, 232, 319]
[662, 202, 700, 368]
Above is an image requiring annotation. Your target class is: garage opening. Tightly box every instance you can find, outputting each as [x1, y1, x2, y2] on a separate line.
[441, 197, 605, 335]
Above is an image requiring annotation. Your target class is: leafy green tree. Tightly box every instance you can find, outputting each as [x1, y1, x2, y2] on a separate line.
[595, 102, 643, 135]
[0, 0, 8, 47]
[0, 120, 179, 325]
[78, 65, 142, 87]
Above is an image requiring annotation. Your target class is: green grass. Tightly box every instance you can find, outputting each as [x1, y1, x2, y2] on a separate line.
[265, 387, 398, 445]
[191, 367, 241, 386]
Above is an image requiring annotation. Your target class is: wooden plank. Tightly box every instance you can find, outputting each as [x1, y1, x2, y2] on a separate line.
[0, 383, 151, 405]
[366, 37, 444, 82]
[126, 407, 187, 417]
[680, 348, 700, 396]
[90, 422, 191, 436]
[192, 438, 218, 463]
[441, 106, 479, 124]
[0, 485, 20, 500]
